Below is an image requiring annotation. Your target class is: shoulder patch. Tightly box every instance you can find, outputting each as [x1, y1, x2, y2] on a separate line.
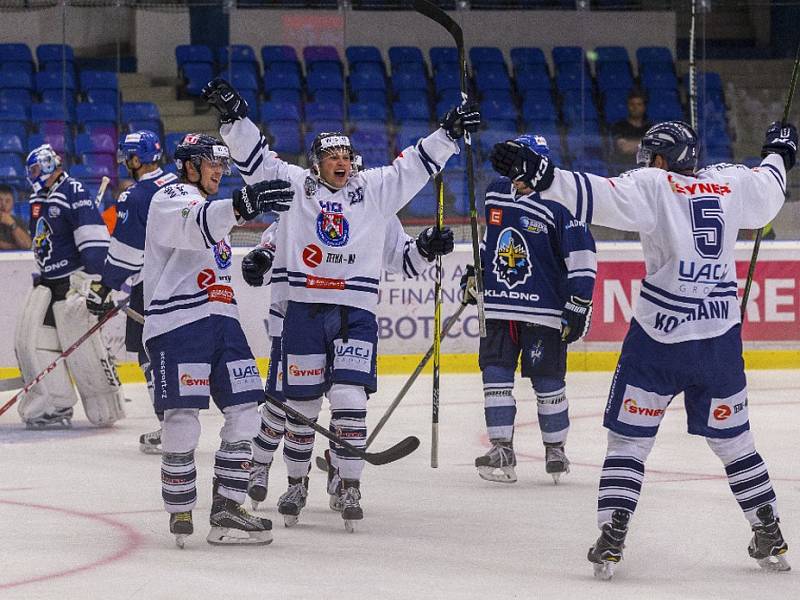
[155, 173, 178, 187]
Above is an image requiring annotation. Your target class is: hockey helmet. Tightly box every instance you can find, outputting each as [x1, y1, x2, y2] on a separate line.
[174, 133, 231, 177]
[308, 131, 360, 182]
[118, 130, 162, 165]
[636, 121, 698, 173]
[514, 133, 550, 157]
[25, 144, 62, 193]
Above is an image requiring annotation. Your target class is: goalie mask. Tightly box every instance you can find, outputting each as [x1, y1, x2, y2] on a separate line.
[636, 121, 698, 173]
[308, 132, 360, 188]
[26, 144, 62, 193]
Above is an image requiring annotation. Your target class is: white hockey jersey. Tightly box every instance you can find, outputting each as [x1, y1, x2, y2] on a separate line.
[221, 117, 457, 314]
[539, 155, 786, 343]
[141, 181, 240, 344]
[254, 215, 431, 338]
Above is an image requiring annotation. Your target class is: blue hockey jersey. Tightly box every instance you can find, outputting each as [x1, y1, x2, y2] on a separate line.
[28, 172, 110, 280]
[481, 178, 597, 330]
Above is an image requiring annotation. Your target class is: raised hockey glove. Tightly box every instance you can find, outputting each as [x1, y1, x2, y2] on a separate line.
[202, 78, 248, 124]
[561, 296, 592, 344]
[761, 121, 798, 171]
[241, 246, 274, 287]
[233, 180, 294, 221]
[416, 226, 455, 262]
[440, 101, 481, 141]
[490, 140, 555, 192]
[459, 264, 478, 306]
[85, 281, 114, 317]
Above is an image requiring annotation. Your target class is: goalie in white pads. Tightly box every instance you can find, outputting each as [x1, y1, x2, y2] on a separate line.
[490, 120, 794, 577]
[16, 144, 124, 428]
[205, 77, 476, 531]
[142, 133, 292, 547]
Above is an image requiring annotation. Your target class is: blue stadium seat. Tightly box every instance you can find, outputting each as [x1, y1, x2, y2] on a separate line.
[306, 118, 345, 136]
[165, 132, 186, 157]
[264, 69, 302, 93]
[353, 88, 387, 105]
[0, 70, 33, 91]
[350, 69, 386, 93]
[85, 88, 119, 106]
[0, 121, 27, 139]
[217, 68, 259, 93]
[0, 44, 34, 66]
[266, 121, 303, 156]
[41, 91, 77, 116]
[35, 71, 76, 93]
[515, 64, 551, 92]
[304, 46, 342, 74]
[510, 47, 547, 70]
[396, 89, 428, 105]
[351, 61, 385, 79]
[555, 68, 592, 92]
[552, 46, 584, 66]
[521, 95, 560, 122]
[310, 89, 344, 105]
[70, 163, 112, 184]
[0, 88, 32, 107]
[393, 101, 430, 123]
[595, 46, 629, 64]
[268, 88, 302, 106]
[307, 69, 344, 93]
[261, 45, 299, 66]
[475, 70, 511, 93]
[596, 68, 633, 92]
[36, 44, 74, 67]
[433, 70, 460, 95]
[0, 105, 29, 122]
[603, 96, 628, 124]
[31, 103, 71, 124]
[641, 70, 678, 90]
[260, 101, 302, 123]
[480, 97, 517, 122]
[346, 46, 383, 69]
[388, 46, 424, 69]
[636, 46, 673, 70]
[349, 102, 387, 121]
[392, 70, 427, 93]
[430, 47, 458, 68]
[75, 132, 116, 155]
[306, 101, 343, 121]
[0, 133, 24, 154]
[218, 45, 258, 69]
[469, 47, 505, 69]
[80, 71, 118, 93]
[122, 102, 160, 123]
[392, 61, 426, 77]
[28, 131, 73, 155]
[696, 71, 724, 92]
[175, 45, 213, 67]
[405, 186, 437, 218]
[396, 124, 430, 150]
[181, 63, 214, 97]
[647, 100, 684, 122]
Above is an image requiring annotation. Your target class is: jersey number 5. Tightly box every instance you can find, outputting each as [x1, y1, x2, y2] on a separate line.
[690, 196, 724, 259]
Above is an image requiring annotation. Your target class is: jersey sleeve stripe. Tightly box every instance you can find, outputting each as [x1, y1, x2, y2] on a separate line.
[572, 172, 584, 222]
[77, 239, 110, 250]
[149, 289, 208, 307]
[580, 173, 594, 223]
[233, 135, 268, 171]
[402, 241, 420, 278]
[641, 279, 703, 305]
[236, 153, 264, 178]
[639, 290, 697, 314]
[415, 140, 439, 177]
[145, 297, 209, 316]
[760, 163, 786, 195]
[74, 224, 110, 245]
[195, 203, 214, 248]
[107, 254, 143, 270]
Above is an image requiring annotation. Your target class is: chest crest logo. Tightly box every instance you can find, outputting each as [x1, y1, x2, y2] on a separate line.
[493, 227, 532, 289]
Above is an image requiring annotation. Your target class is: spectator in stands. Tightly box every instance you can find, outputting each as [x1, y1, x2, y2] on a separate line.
[610, 89, 651, 171]
[0, 184, 32, 250]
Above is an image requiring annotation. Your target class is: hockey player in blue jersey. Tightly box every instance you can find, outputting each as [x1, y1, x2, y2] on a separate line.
[15, 144, 124, 428]
[490, 120, 794, 577]
[86, 130, 175, 453]
[460, 134, 596, 485]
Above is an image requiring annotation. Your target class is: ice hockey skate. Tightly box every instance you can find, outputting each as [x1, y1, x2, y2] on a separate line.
[247, 461, 271, 510]
[588, 509, 631, 580]
[324, 450, 343, 512]
[475, 440, 517, 483]
[25, 407, 73, 429]
[207, 492, 273, 545]
[748, 504, 790, 572]
[544, 443, 570, 484]
[277, 476, 309, 527]
[139, 427, 162, 454]
[169, 511, 193, 549]
[340, 479, 363, 533]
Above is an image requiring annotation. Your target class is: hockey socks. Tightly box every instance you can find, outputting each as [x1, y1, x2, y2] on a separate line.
[597, 455, 645, 527]
[214, 440, 252, 506]
[253, 401, 286, 464]
[724, 451, 778, 526]
[162, 450, 197, 513]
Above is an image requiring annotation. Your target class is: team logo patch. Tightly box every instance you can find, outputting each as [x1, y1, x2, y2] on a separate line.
[285, 353, 327, 386]
[33, 217, 53, 266]
[48, 206, 60, 218]
[304, 176, 317, 198]
[489, 208, 503, 225]
[31, 203, 42, 219]
[708, 390, 748, 430]
[529, 340, 543, 366]
[226, 359, 262, 393]
[617, 384, 670, 427]
[178, 362, 211, 396]
[197, 268, 216, 289]
[302, 243, 323, 268]
[519, 216, 546, 233]
[492, 227, 531, 289]
[213, 239, 232, 269]
[316, 211, 350, 247]
[333, 339, 373, 374]
[347, 187, 364, 205]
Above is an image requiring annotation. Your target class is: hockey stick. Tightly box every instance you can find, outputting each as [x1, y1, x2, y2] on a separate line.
[262, 394, 420, 466]
[688, 0, 698, 130]
[431, 175, 443, 468]
[740, 40, 800, 320]
[0, 297, 130, 418]
[93, 176, 110, 210]
[413, 0, 486, 338]
[314, 302, 469, 473]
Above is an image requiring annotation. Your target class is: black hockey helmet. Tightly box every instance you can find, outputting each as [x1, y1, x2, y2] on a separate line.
[174, 133, 231, 178]
[636, 121, 698, 173]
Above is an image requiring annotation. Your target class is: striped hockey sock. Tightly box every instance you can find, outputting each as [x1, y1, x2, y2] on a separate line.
[331, 408, 367, 481]
[214, 440, 252, 505]
[483, 383, 516, 441]
[724, 451, 778, 526]
[536, 385, 569, 445]
[252, 402, 285, 465]
[162, 450, 197, 513]
[283, 400, 319, 479]
[597, 455, 645, 527]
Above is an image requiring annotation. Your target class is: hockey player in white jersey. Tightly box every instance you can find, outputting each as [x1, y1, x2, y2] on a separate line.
[242, 217, 454, 523]
[142, 133, 293, 547]
[16, 143, 124, 428]
[203, 77, 477, 531]
[490, 120, 794, 577]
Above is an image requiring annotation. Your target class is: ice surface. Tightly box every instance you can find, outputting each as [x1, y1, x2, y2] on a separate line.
[1, 371, 798, 599]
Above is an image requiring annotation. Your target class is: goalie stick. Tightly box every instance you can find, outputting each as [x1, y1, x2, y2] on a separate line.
[262, 394, 420, 466]
[413, 0, 486, 338]
[0, 297, 130, 418]
[740, 39, 800, 320]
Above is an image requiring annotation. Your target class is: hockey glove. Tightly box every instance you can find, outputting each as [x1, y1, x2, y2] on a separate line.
[440, 101, 481, 141]
[202, 78, 248, 124]
[459, 264, 478, 306]
[561, 296, 592, 344]
[233, 180, 294, 221]
[416, 226, 455, 262]
[761, 121, 798, 171]
[490, 140, 555, 192]
[241, 246, 275, 287]
[86, 281, 114, 317]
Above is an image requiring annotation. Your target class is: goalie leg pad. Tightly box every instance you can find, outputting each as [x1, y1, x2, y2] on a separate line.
[53, 293, 125, 426]
[14, 285, 77, 422]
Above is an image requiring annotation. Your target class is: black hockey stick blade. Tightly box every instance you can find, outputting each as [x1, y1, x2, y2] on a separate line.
[412, 0, 462, 46]
[263, 394, 420, 466]
[315, 455, 329, 473]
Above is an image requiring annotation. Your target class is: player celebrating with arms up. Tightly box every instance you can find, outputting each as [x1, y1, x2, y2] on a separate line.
[490, 120, 794, 578]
